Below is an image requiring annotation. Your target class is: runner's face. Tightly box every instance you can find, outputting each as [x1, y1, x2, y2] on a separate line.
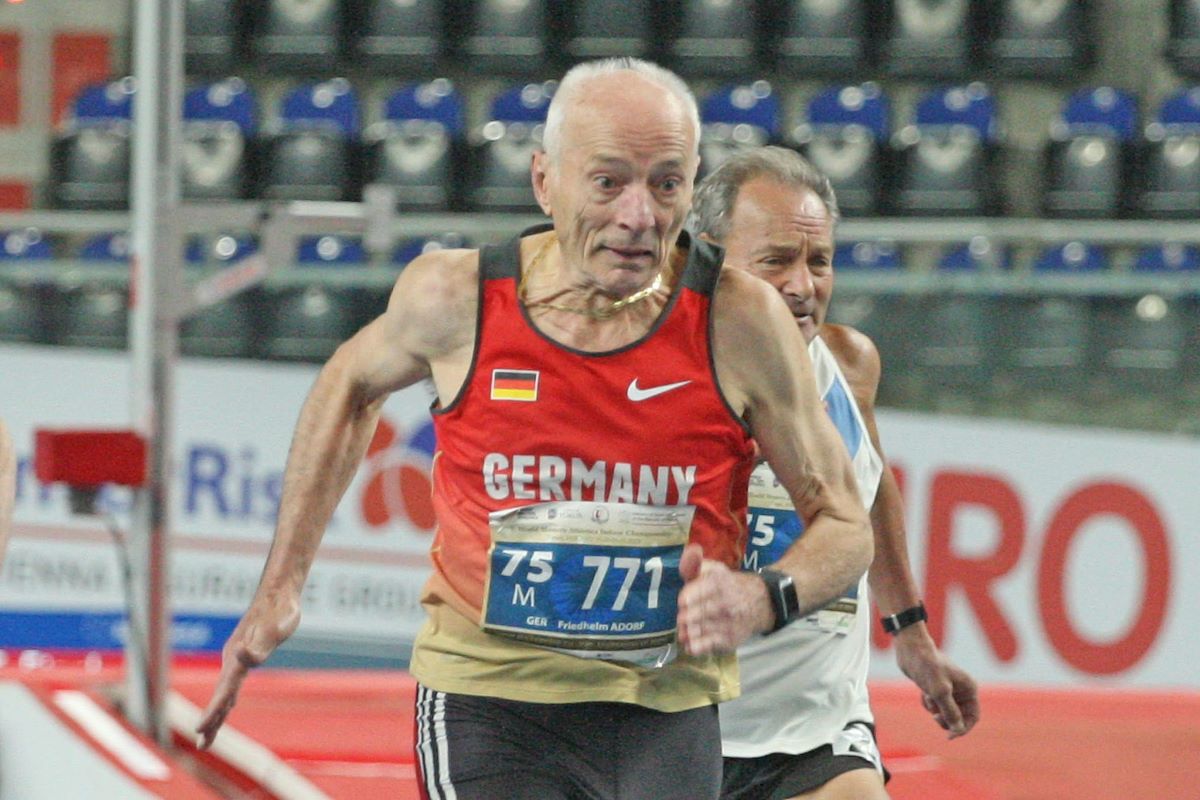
[533, 74, 698, 297]
[720, 179, 834, 343]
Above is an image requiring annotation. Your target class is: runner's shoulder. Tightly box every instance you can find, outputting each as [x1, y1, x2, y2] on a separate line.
[819, 324, 880, 389]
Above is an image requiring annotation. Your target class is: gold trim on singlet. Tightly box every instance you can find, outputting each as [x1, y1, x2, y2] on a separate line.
[409, 573, 740, 711]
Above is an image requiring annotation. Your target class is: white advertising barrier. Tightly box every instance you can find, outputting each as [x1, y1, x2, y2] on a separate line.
[1, 344, 1198, 688]
[865, 411, 1198, 689]
[1, 344, 440, 653]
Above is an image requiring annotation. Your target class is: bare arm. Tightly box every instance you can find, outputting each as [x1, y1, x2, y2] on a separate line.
[0, 420, 14, 566]
[825, 324, 979, 739]
[676, 271, 873, 656]
[197, 249, 478, 747]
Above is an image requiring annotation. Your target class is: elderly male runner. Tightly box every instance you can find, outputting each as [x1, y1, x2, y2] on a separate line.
[691, 147, 980, 800]
[0, 420, 14, 565]
[196, 59, 872, 799]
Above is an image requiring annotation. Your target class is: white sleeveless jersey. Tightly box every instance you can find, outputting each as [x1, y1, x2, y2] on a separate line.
[721, 334, 884, 758]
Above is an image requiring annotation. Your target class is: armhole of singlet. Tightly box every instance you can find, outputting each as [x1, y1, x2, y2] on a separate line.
[687, 234, 754, 438]
[430, 242, 514, 415]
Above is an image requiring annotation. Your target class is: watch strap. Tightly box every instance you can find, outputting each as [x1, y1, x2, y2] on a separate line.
[881, 602, 928, 635]
[758, 568, 801, 633]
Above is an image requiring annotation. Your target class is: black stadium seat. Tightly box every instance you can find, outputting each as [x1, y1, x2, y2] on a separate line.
[986, 0, 1093, 79]
[882, 0, 978, 79]
[563, 0, 654, 60]
[252, 0, 342, 73]
[185, 0, 245, 76]
[356, 0, 444, 73]
[665, 0, 760, 77]
[773, 0, 870, 77]
[460, 0, 549, 75]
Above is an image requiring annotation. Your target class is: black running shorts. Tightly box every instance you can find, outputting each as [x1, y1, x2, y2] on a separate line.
[414, 683, 723, 800]
[721, 721, 889, 800]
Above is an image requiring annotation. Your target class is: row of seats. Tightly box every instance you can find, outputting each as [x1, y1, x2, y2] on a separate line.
[3, 284, 1196, 412]
[184, 0, 1200, 81]
[847, 294, 1200, 422]
[0, 281, 381, 362]
[0, 229, 466, 268]
[4, 228, 1198, 274]
[47, 77, 1200, 220]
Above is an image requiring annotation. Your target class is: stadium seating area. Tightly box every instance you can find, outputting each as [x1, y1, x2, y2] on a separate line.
[1, 0, 1198, 432]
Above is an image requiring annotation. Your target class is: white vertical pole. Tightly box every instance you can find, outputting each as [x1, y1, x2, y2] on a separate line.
[127, 0, 183, 744]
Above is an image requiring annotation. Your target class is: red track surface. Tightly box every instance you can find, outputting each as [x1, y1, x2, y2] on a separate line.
[6, 656, 1199, 799]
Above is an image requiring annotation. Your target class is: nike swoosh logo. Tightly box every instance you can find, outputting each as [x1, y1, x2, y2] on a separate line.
[627, 379, 692, 402]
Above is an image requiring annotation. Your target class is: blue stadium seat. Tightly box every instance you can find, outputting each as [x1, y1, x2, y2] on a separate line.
[392, 233, 470, 268]
[1, 229, 53, 260]
[259, 285, 365, 362]
[260, 80, 360, 201]
[1168, 0, 1200, 78]
[665, 0, 760, 76]
[1043, 87, 1137, 218]
[1132, 88, 1200, 219]
[773, 0, 869, 76]
[79, 233, 131, 263]
[834, 240, 902, 270]
[792, 84, 890, 216]
[252, 0, 341, 73]
[1134, 242, 1200, 272]
[185, 0, 244, 76]
[297, 235, 368, 267]
[563, 0, 654, 59]
[461, 0, 549, 75]
[986, 0, 1092, 78]
[882, 0, 977, 78]
[891, 83, 1000, 216]
[699, 82, 779, 179]
[182, 79, 255, 201]
[356, 0, 443, 73]
[466, 82, 554, 212]
[937, 237, 1010, 271]
[364, 80, 464, 212]
[55, 284, 129, 349]
[49, 79, 134, 210]
[1033, 241, 1108, 272]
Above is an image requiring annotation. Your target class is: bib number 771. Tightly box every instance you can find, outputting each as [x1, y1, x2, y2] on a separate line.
[581, 555, 664, 611]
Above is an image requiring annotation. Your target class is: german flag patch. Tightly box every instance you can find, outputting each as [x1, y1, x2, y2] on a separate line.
[490, 369, 539, 402]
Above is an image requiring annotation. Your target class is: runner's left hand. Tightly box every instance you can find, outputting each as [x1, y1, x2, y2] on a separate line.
[894, 627, 980, 739]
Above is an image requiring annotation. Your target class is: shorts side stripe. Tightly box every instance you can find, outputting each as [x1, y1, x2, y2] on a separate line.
[416, 685, 458, 800]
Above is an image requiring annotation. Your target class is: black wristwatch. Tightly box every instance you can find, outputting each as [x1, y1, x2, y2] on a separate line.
[880, 602, 928, 635]
[757, 568, 801, 633]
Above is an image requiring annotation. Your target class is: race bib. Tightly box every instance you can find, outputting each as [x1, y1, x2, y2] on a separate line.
[745, 466, 858, 635]
[482, 501, 694, 668]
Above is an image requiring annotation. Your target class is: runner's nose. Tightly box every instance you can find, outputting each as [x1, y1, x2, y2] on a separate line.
[780, 264, 814, 299]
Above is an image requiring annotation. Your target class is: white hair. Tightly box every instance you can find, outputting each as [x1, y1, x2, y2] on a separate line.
[542, 57, 701, 163]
